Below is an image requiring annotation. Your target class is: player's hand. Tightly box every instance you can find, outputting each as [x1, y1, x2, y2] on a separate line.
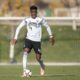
[11, 39, 17, 45]
[49, 36, 55, 45]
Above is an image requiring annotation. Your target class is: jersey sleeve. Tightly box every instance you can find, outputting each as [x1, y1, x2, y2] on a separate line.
[41, 17, 53, 36]
[14, 19, 26, 40]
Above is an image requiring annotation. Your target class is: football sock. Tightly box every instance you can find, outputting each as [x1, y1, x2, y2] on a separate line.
[38, 60, 45, 69]
[23, 52, 28, 72]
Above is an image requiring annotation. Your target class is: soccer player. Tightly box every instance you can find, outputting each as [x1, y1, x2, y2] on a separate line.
[11, 5, 54, 77]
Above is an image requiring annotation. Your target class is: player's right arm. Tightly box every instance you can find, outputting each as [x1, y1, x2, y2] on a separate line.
[11, 19, 26, 45]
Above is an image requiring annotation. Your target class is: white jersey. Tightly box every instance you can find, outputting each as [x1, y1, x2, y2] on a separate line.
[14, 17, 52, 42]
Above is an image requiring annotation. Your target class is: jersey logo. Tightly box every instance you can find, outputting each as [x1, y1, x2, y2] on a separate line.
[29, 21, 37, 28]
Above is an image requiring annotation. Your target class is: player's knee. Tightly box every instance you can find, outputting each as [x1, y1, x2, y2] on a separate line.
[24, 48, 30, 53]
[36, 54, 41, 61]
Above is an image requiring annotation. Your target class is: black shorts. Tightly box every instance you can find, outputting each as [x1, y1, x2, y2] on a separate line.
[24, 39, 41, 54]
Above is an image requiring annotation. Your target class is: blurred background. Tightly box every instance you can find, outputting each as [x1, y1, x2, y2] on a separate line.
[0, 0, 80, 17]
[0, 0, 80, 63]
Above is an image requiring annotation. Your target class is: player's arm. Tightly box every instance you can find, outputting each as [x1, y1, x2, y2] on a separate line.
[42, 18, 55, 45]
[11, 20, 26, 45]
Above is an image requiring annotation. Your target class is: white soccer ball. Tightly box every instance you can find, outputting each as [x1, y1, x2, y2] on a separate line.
[24, 69, 32, 77]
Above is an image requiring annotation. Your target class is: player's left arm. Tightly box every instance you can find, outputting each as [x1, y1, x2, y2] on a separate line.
[42, 18, 55, 45]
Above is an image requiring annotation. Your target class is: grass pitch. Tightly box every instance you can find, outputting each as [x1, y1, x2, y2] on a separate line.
[0, 65, 80, 80]
[0, 25, 80, 62]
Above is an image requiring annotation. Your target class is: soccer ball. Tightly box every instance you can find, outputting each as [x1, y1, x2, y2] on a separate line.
[24, 69, 32, 77]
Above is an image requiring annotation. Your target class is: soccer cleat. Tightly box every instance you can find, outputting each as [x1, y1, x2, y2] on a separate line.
[21, 70, 32, 77]
[21, 71, 27, 77]
[40, 67, 45, 76]
[21, 73, 26, 77]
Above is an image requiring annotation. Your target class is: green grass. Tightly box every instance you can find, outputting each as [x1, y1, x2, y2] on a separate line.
[0, 25, 80, 80]
[0, 25, 80, 62]
[0, 66, 80, 80]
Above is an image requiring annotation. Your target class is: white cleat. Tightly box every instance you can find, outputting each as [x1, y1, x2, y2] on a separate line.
[21, 72, 27, 77]
[21, 70, 32, 78]
[40, 68, 45, 76]
[21, 74, 26, 77]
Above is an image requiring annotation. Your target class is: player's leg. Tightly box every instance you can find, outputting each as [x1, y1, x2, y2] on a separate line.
[36, 53, 45, 76]
[22, 39, 32, 77]
[23, 48, 30, 72]
[22, 48, 30, 77]
[33, 42, 45, 76]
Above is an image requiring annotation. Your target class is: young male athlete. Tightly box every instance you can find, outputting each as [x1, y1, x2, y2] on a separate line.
[12, 5, 54, 77]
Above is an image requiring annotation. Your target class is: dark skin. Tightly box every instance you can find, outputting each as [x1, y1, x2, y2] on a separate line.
[11, 9, 55, 61]
[31, 9, 37, 19]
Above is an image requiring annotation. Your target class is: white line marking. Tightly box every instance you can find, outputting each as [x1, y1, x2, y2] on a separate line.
[0, 62, 80, 66]
[0, 74, 78, 77]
